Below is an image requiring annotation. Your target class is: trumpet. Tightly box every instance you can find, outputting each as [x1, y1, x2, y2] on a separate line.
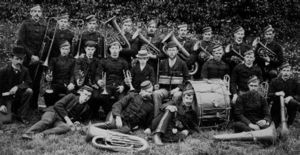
[44, 69, 53, 94]
[123, 70, 135, 92]
[76, 70, 85, 87]
[101, 72, 108, 95]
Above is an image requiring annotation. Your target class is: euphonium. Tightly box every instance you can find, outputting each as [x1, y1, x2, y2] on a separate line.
[123, 70, 135, 92]
[213, 122, 277, 144]
[279, 96, 289, 139]
[86, 124, 149, 152]
[101, 72, 108, 95]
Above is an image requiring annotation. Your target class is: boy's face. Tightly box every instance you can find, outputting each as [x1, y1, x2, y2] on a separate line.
[202, 31, 212, 41]
[147, 24, 157, 34]
[11, 56, 24, 68]
[109, 45, 121, 58]
[87, 21, 97, 31]
[212, 46, 224, 61]
[79, 90, 92, 104]
[281, 66, 292, 80]
[264, 31, 275, 42]
[167, 47, 178, 60]
[60, 45, 70, 56]
[58, 19, 69, 30]
[234, 30, 245, 42]
[178, 27, 188, 38]
[122, 22, 133, 32]
[244, 53, 255, 65]
[139, 86, 153, 98]
[182, 94, 194, 107]
[248, 81, 260, 92]
[85, 46, 96, 58]
[138, 57, 148, 65]
[30, 8, 42, 21]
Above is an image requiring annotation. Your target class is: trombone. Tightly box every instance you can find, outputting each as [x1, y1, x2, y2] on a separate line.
[71, 19, 85, 59]
[123, 70, 135, 92]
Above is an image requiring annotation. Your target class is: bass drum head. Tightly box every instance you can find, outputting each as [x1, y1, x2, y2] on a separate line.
[189, 80, 231, 128]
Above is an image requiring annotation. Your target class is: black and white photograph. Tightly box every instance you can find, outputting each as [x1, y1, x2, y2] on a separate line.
[0, 0, 300, 154]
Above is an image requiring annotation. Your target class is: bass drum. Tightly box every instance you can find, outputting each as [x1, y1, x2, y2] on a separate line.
[189, 80, 231, 129]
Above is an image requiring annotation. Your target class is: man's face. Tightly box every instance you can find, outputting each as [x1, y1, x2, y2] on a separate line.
[58, 19, 69, 30]
[138, 57, 149, 65]
[122, 22, 133, 33]
[244, 53, 255, 66]
[212, 46, 224, 61]
[60, 45, 70, 56]
[30, 8, 42, 21]
[248, 81, 260, 92]
[85, 46, 96, 58]
[11, 56, 24, 68]
[264, 31, 275, 42]
[167, 47, 178, 60]
[109, 45, 121, 58]
[234, 30, 245, 42]
[87, 21, 97, 31]
[202, 31, 212, 41]
[147, 24, 157, 35]
[182, 94, 194, 107]
[79, 90, 92, 104]
[281, 66, 292, 80]
[178, 27, 188, 38]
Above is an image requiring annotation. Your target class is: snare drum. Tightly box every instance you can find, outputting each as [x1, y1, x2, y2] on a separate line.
[189, 79, 231, 128]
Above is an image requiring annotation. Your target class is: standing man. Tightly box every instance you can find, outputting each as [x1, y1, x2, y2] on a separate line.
[0, 46, 32, 125]
[79, 15, 104, 59]
[16, 4, 46, 109]
[253, 25, 284, 81]
[269, 63, 299, 127]
[230, 46, 263, 103]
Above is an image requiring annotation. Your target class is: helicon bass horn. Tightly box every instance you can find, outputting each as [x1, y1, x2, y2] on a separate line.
[213, 122, 277, 144]
[86, 124, 149, 152]
[103, 16, 131, 48]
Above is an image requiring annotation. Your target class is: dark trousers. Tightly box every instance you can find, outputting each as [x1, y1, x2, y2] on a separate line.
[90, 85, 125, 119]
[232, 121, 253, 132]
[93, 112, 131, 134]
[271, 99, 299, 127]
[25, 111, 70, 135]
[28, 64, 43, 109]
[0, 88, 32, 123]
[151, 110, 173, 134]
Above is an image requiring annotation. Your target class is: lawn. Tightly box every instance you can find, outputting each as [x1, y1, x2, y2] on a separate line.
[1, 110, 300, 155]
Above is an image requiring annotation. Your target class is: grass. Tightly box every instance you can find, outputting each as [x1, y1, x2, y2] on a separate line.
[1, 111, 300, 155]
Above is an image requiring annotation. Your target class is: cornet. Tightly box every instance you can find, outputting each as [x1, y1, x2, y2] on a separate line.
[101, 72, 108, 95]
[123, 70, 135, 92]
[44, 69, 53, 94]
[77, 70, 85, 87]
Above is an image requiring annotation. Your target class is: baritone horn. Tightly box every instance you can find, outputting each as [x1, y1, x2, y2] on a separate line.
[101, 72, 108, 95]
[86, 124, 149, 152]
[213, 122, 277, 144]
[123, 70, 135, 92]
[103, 16, 131, 48]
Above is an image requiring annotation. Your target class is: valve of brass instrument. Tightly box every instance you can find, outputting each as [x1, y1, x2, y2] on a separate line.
[77, 70, 85, 87]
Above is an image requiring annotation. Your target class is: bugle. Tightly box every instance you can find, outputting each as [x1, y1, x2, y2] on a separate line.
[213, 122, 277, 144]
[123, 70, 135, 92]
[103, 16, 131, 48]
[279, 96, 289, 139]
[101, 72, 108, 95]
[86, 124, 149, 152]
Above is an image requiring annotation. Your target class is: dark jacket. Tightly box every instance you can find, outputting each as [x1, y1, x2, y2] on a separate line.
[234, 91, 271, 125]
[201, 59, 230, 79]
[159, 57, 189, 90]
[48, 28, 74, 58]
[53, 93, 90, 122]
[0, 64, 32, 105]
[100, 56, 128, 86]
[111, 92, 153, 128]
[80, 30, 104, 58]
[230, 63, 263, 94]
[268, 76, 298, 106]
[74, 56, 101, 86]
[16, 19, 46, 65]
[131, 63, 155, 91]
[120, 32, 143, 63]
[49, 56, 75, 85]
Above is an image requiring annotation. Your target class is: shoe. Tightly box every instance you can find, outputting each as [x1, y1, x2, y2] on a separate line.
[153, 134, 164, 146]
[21, 133, 33, 140]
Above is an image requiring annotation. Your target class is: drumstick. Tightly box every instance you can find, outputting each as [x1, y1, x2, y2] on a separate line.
[2, 92, 10, 96]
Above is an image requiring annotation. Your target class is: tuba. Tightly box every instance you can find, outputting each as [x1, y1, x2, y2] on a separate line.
[213, 122, 277, 144]
[86, 124, 149, 152]
[103, 16, 131, 48]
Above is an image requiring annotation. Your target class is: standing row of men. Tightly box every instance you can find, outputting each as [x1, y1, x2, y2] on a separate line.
[0, 4, 299, 146]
